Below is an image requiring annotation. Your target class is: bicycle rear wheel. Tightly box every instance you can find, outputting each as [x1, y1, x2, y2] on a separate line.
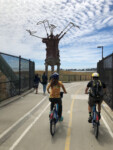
[94, 123, 99, 139]
[50, 119, 56, 136]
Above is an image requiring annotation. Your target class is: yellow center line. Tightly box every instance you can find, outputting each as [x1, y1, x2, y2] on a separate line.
[65, 88, 82, 150]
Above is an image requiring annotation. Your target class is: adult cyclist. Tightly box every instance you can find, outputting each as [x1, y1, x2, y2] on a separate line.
[47, 72, 67, 121]
[85, 72, 106, 123]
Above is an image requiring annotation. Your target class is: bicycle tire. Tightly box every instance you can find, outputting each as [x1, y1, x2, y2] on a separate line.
[94, 123, 99, 139]
[50, 119, 56, 136]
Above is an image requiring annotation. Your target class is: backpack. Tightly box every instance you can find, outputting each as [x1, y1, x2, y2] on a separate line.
[90, 80, 103, 98]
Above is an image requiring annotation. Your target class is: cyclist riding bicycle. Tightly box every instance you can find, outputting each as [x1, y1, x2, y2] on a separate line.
[47, 72, 67, 121]
[85, 72, 106, 123]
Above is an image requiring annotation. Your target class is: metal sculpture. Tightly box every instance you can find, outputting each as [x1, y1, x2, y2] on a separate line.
[26, 20, 79, 75]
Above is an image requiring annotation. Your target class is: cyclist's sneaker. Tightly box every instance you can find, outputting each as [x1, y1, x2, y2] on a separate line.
[59, 116, 63, 122]
[88, 115, 92, 123]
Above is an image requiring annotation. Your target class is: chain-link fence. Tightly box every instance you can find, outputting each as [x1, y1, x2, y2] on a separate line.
[97, 53, 113, 109]
[0, 53, 35, 102]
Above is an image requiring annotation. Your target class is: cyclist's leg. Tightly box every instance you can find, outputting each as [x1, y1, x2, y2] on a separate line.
[57, 98, 62, 118]
[88, 96, 95, 122]
[97, 98, 103, 119]
[51, 98, 62, 118]
[49, 98, 55, 111]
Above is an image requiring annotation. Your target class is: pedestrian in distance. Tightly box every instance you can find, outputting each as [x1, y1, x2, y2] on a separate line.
[34, 74, 41, 94]
[42, 72, 48, 94]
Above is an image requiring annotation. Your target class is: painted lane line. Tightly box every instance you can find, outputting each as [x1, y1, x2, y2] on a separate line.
[65, 88, 82, 150]
[0, 96, 47, 140]
[102, 116, 113, 138]
[9, 103, 50, 150]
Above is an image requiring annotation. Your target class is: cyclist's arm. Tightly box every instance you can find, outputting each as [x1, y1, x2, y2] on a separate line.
[85, 87, 89, 94]
[47, 84, 51, 93]
[61, 84, 67, 93]
[85, 81, 92, 94]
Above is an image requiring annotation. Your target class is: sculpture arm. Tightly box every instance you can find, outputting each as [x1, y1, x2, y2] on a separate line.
[30, 34, 43, 39]
[59, 32, 66, 40]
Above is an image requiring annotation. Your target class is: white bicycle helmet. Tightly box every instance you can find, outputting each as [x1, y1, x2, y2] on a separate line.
[92, 72, 99, 78]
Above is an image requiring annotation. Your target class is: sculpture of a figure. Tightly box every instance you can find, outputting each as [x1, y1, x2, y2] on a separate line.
[26, 20, 79, 75]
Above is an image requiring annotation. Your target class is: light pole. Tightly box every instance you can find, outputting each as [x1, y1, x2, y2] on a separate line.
[97, 46, 103, 60]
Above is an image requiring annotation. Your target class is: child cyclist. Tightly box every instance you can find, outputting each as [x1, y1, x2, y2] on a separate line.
[47, 72, 67, 121]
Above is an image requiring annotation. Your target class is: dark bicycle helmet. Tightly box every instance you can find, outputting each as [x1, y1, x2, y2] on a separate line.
[51, 72, 59, 79]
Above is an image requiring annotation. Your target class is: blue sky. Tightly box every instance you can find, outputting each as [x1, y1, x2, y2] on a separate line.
[0, 0, 113, 70]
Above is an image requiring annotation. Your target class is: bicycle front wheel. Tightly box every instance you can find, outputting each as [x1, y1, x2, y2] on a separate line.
[50, 119, 56, 136]
[94, 123, 99, 139]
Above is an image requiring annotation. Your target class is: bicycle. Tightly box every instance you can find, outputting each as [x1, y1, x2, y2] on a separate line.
[49, 92, 64, 136]
[91, 101, 100, 139]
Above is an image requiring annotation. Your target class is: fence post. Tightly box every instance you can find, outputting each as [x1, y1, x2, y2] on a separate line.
[19, 56, 21, 95]
[112, 54, 113, 109]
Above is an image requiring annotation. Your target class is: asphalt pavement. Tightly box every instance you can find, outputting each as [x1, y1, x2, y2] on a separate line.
[0, 81, 113, 150]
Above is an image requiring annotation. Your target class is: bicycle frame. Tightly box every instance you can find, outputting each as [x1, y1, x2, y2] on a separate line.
[51, 104, 59, 122]
[92, 105, 99, 124]
[92, 105, 96, 125]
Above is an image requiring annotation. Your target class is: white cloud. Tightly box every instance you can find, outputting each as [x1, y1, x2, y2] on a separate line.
[0, 0, 113, 70]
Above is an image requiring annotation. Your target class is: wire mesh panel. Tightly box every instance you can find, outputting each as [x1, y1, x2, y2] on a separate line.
[20, 58, 29, 93]
[0, 53, 35, 102]
[29, 61, 35, 88]
[97, 54, 113, 109]
[0, 53, 19, 101]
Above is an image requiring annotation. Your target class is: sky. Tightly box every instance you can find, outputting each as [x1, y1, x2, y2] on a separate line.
[0, 0, 113, 70]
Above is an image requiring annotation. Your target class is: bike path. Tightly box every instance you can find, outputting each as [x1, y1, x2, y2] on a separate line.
[8, 83, 81, 150]
[0, 82, 77, 149]
[0, 82, 113, 150]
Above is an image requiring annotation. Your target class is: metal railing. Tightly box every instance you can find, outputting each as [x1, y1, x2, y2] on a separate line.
[97, 53, 113, 109]
[38, 73, 91, 82]
[0, 52, 35, 102]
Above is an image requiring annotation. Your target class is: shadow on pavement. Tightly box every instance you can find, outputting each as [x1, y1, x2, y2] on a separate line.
[90, 123, 113, 146]
[50, 122, 68, 143]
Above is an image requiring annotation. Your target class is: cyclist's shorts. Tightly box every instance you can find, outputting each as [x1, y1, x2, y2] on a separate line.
[49, 98, 61, 103]
[88, 95, 103, 107]
[49, 98, 62, 104]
